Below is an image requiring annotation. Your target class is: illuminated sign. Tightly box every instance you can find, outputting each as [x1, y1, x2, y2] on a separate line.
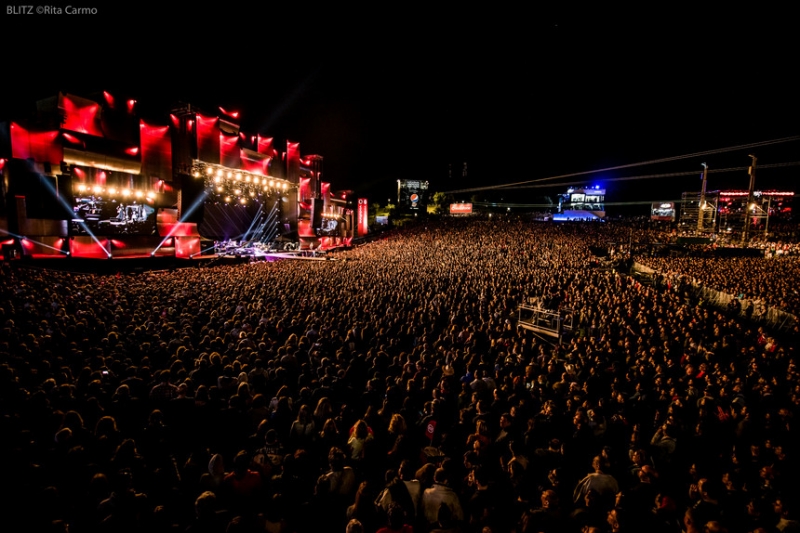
[651, 202, 675, 221]
[450, 203, 473, 214]
[397, 179, 429, 211]
[357, 198, 369, 237]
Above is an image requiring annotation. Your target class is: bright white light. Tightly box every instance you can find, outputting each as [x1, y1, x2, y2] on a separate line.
[135, 190, 143, 198]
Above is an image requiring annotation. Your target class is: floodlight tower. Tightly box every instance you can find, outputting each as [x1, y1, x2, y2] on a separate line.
[742, 155, 757, 244]
[697, 163, 708, 232]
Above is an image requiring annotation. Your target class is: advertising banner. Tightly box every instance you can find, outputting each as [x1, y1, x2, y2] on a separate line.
[450, 203, 473, 214]
[357, 198, 369, 236]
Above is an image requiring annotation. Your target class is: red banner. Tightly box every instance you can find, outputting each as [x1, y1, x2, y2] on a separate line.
[357, 198, 369, 237]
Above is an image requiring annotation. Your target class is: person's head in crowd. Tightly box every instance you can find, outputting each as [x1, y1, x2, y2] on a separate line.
[328, 447, 346, 472]
[345, 519, 364, 533]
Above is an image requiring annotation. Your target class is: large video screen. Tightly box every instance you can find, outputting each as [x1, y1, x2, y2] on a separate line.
[318, 217, 340, 236]
[71, 195, 156, 235]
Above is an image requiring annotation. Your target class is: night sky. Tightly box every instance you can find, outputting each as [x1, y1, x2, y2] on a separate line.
[3, 6, 798, 210]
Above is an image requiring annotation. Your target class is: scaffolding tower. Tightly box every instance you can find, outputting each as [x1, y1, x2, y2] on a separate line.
[679, 192, 718, 233]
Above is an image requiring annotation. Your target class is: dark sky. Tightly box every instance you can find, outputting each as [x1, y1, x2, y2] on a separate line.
[3, 6, 798, 207]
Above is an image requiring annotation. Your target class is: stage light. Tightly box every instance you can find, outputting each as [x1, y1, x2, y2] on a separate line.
[135, 190, 143, 198]
[282, 183, 287, 190]
[93, 186, 103, 194]
[207, 167, 214, 175]
[234, 189, 241, 195]
[217, 186, 223, 192]
[216, 169, 223, 177]
[240, 198, 247, 205]
[123, 189, 131, 197]
[225, 196, 231, 203]
[77, 184, 87, 192]
[249, 191, 255, 197]
[235, 173, 241, 181]
[193, 171, 200, 177]
[214, 176, 221, 184]
[109, 188, 117, 195]
[269, 180, 275, 188]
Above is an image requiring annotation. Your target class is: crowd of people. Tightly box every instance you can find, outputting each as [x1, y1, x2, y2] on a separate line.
[1, 218, 799, 533]
[635, 255, 800, 316]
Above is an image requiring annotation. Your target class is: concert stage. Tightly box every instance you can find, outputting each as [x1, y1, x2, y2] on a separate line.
[1, 91, 357, 268]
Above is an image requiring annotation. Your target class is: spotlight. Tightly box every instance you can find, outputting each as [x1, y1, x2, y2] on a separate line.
[123, 189, 131, 197]
[135, 190, 143, 198]
[93, 186, 103, 194]
[207, 167, 214, 175]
